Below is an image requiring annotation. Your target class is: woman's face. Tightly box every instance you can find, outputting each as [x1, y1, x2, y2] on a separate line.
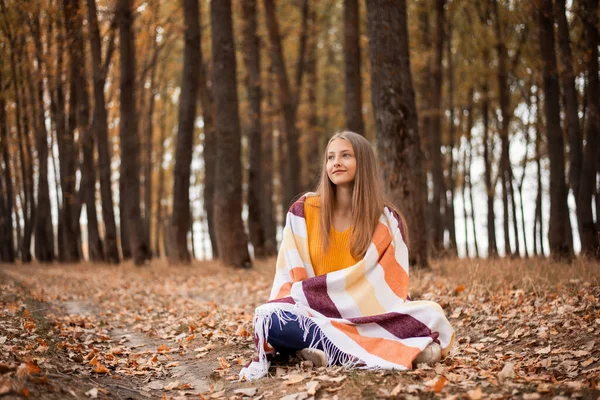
[326, 138, 357, 187]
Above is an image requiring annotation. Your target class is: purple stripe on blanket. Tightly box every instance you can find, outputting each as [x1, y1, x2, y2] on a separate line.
[288, 198, 305, 218]
[267, 297, 295, 305]
[347, 312, 439, 342]
[302, 276, 342, 319]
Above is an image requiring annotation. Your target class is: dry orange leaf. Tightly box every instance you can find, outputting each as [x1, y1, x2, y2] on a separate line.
[157, 344, 170, 352]
[94, 364, 110, 374]
[24, 322, 36, 332]
[432, 376, 447, 393]
[217, 357, 230, 369]
[185, 334, 196, 343]
[25, 362, 41, 375]
[455, 285, 466, 294]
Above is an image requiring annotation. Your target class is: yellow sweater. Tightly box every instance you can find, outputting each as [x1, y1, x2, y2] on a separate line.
[304, 196, 358, 276]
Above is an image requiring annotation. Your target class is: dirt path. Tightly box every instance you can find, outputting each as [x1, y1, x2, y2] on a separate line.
[1, 259, 599, 399]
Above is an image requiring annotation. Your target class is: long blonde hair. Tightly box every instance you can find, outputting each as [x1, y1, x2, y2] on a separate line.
[314, 131, 409, 259]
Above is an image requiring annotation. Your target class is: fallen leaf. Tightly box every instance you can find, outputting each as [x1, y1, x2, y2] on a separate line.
[468, 387, 483, 400]
[85, 388, 99, 398]
[0, 377, 11, 395]
[157, 344, 170, 352]
[210, 389, 226, 399]
[233, 387, 257, 397]
[522, 393, 541, 400]
[0, 337, 7, 345]
[432, 376, 447, 393]
[535, 346, 551, 355]
[455, 285, 466, 293]
[285, 373, 307, 385]
[280, 393, 308, 400]
[217, 357, 230, 369]
[94, 364, 110, 374]
[498, 362, 515, 380]
[306, 381, 320, 395]
[390, 383, 402, 396]
[164, 381, 181, 390]
[581, 357, 596, 367]
[147, 381, 164, 390]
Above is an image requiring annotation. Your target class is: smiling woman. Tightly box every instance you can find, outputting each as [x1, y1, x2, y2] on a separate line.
[240, 131, 455, 380]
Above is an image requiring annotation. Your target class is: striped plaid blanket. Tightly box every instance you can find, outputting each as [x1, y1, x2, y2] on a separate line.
[240, 194, 455, 380]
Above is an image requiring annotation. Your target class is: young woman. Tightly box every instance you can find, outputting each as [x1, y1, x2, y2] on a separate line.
[240, 131, 454, 380]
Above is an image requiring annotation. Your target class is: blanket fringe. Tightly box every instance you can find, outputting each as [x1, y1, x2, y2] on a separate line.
[239, 307, 363, 380]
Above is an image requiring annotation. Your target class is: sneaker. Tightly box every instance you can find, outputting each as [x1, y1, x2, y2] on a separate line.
[413, 342, 442, 367]
[297, 348, 327, 367]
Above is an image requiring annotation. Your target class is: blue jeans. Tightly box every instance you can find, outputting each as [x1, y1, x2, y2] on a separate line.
[267, 311, 325, 355]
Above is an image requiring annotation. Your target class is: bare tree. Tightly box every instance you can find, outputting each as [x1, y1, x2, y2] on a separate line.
[210, 0, 251, 268]
[117, 0, 151, 265]
[537, 0, 572, 260]
[366, 0, 429, 267]
[263, 0, 309, 208]
[171, 0, 201, 264]
[344, 0, 364, 134]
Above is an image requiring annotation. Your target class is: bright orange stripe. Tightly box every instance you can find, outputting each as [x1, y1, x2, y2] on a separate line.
[274, 282, 292, 299]
[372, 222, 392, 258]
[331, 321, 420, 368]
[379, 246, 409, 300]
[289, 267, 309, 282]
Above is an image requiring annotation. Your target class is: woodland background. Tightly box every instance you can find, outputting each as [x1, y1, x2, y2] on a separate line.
[0, 1, 600, 398]
[0, 0, 599, 268]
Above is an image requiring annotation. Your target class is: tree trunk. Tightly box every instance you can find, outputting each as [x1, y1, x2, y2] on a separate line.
[537, 0, 572, 260]
[20, 39, 37, 264]
[30, 8, 55, 262]
[366, 0, 429, 267]
[64, 0, 104, 262]
[154, 88, 168, 258]
[0, 66, 15, 262]
[171, 0, 201, 264]
[466, 87, 479, 258]
[429, 0, 446, 256]
[195, 0, 218, 260]
[118, 0, 151, 265]
[241, 0, 267, 259]
[261, 63, 277, 256]
[578, 0, 600, 257]
[445, 17, 457, 256]
[555, 0, 583, 213]
[87, 0, 119, 263]
[210, 0, 252, 268]
[263, 0, 308, 209]
[304, 7, 320, 191]
[344, 0, 364, 135]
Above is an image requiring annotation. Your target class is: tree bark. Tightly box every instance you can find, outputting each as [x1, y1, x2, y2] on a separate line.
[263, 0, 308, 209]
[171, 0, 201, 264]
[555, 0, 583, 213]
[64, 0, 104, 262]
[87, 0, 119, 263]
[304, 7, 320, 191]
[344, 0, 364, 135]
[0, 66, 15, 262]
[261, 63, 277, 255]
[427, 0, 446, 257]
[578, 0, 600, 257]
[118, 0, 151, 265]
[537, 0, 572, 260]
[366, 0, 429, 267]
[241, 0, 269, 259]
[196, 0, 218, 260]
[466, 87, 479, 258]
[154, 85, 168, 258]
[445, 17, 457, 256]
[210, 0, 252, 268]
[30, 8, 55, 262]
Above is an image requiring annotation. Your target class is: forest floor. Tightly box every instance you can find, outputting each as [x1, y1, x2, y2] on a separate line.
[0, 257, 599, 400]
